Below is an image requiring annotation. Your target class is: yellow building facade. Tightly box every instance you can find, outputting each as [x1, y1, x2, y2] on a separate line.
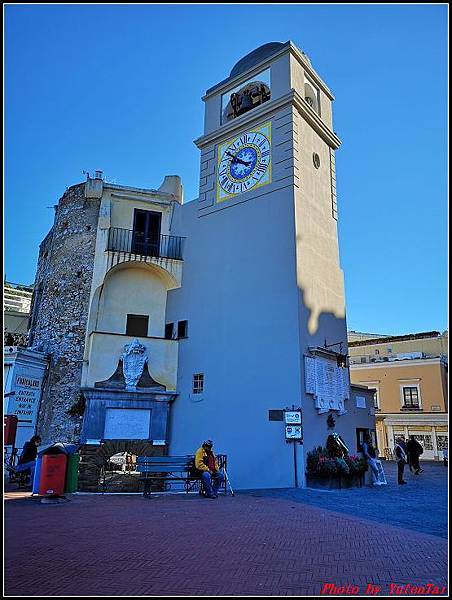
[348, 331, 448, 460]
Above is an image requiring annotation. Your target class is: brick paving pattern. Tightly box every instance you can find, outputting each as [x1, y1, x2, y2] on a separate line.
[5, 466, 448, 597]
[244, 461, 448, 538]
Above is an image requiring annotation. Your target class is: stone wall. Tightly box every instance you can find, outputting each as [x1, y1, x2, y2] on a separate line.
[29, 183, 101, 443]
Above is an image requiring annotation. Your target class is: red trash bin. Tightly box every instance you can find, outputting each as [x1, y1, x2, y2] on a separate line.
[39, 454, 68, 496]
[4, 415, 18, 445]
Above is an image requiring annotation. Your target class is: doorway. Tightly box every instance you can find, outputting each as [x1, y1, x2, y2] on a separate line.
[132, 209, 162, 257]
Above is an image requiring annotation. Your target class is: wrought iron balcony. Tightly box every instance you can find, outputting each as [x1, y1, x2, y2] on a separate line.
[106, 228, 185, 261]
[4, 331, 29, 347]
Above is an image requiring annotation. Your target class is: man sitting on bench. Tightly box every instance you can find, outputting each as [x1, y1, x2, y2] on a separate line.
[194, 440, 224, 499]
[7, 435, 41, 485]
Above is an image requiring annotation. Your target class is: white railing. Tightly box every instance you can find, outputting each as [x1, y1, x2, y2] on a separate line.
[4, 290, 32, 313]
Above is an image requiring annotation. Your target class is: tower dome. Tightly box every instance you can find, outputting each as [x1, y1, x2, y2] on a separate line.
[230, 42, 286, 78]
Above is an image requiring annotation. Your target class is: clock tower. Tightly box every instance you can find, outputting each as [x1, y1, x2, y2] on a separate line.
[167, 41, 374, 489]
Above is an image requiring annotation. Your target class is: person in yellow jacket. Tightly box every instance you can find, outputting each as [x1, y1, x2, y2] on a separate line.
[194, 440, 224, 499]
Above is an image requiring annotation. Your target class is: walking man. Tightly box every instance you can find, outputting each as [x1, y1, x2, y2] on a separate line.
[406, 435, 424, 475]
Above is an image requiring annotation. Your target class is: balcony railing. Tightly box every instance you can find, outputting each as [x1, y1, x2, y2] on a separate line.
[106, 228, 184, 261]
[4, 331, 29, 347]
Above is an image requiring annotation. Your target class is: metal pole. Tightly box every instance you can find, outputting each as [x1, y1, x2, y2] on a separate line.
[293, 442, 298, 488]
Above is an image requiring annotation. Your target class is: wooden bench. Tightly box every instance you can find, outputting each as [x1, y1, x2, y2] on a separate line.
[136, 454, 228, 497]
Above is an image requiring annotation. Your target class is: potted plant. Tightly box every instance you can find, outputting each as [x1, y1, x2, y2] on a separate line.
[306, 444, 368, 489]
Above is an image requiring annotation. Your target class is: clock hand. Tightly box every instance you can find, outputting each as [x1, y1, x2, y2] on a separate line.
[225, 151, 250, 166]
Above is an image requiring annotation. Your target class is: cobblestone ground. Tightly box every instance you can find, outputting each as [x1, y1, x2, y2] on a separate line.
[4, 462, 448, 597]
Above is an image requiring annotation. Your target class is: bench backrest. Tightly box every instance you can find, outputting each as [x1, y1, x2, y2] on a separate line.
[136, 455, 193, 473]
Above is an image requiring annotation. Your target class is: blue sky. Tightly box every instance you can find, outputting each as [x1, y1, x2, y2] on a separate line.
[5, 4, 448, 335]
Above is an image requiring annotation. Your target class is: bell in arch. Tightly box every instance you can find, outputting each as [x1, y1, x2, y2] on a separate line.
[237, 89, 253, 116]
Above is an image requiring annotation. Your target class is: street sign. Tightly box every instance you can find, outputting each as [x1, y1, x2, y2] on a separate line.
[284, 411, 302, 424]
[285, 425, 302, 440]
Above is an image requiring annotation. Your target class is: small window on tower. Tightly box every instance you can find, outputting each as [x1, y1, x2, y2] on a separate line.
[304, 80, 320, 115]
[165, 323, 174, 339]
[126, 314, 149, 337]
[193, 373, 204, 394]
[177, 320, 188, 338]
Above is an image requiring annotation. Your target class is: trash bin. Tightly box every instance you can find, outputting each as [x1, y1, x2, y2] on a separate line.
[39, 453, 68, 496]
[34, 442, 80, 496]
[65, 453, 80, 493]
[32, 456, 43, 495]
[4, 415, 18, 445]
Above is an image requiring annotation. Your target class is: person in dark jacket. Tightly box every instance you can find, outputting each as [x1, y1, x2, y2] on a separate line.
[394, 437, 408, 484]
[406, 435, 424, 474]
[16, 435, 41, 481]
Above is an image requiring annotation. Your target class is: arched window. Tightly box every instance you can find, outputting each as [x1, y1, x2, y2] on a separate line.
[304, 81, 320, 115]
[223, 81, 271, 122]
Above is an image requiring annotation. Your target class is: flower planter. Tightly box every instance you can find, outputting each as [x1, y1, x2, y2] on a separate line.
[306, 472, 364, 490]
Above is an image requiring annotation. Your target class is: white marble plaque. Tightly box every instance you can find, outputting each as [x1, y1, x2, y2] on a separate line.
[104, 408, 151, 440]
[304, 355, 349, 415]
[304, 356, 317, 394]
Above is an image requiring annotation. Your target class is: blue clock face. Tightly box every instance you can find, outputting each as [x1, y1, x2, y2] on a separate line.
[229, 147, 258, 180]
[217, 128, 271, 198]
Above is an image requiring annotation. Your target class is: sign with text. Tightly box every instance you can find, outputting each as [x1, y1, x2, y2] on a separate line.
[304, 355, 350, 415]
[284, 411, 302, 424]
[285, 425, 302, 440]
[9, 375, 42, 424]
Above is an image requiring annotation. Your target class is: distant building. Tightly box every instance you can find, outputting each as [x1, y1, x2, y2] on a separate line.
[4, 281, 48, 449]
[348, 330, 448, 360]
[347, 330, 389, 343]
[348, 331, 448, 460]
[3, 281, 33, 346]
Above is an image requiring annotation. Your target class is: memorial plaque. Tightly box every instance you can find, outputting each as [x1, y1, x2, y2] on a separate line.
[305, 356, 317, 394]
[104, 408, 151, 440]
[304, 354, 349, 415]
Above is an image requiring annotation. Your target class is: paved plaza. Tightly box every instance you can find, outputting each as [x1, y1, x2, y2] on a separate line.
[244, 461, 448, 538]
[4, 462, 448, 596]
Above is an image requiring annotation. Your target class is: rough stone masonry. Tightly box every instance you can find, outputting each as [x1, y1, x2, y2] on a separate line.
[29, 182, 100, 443]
